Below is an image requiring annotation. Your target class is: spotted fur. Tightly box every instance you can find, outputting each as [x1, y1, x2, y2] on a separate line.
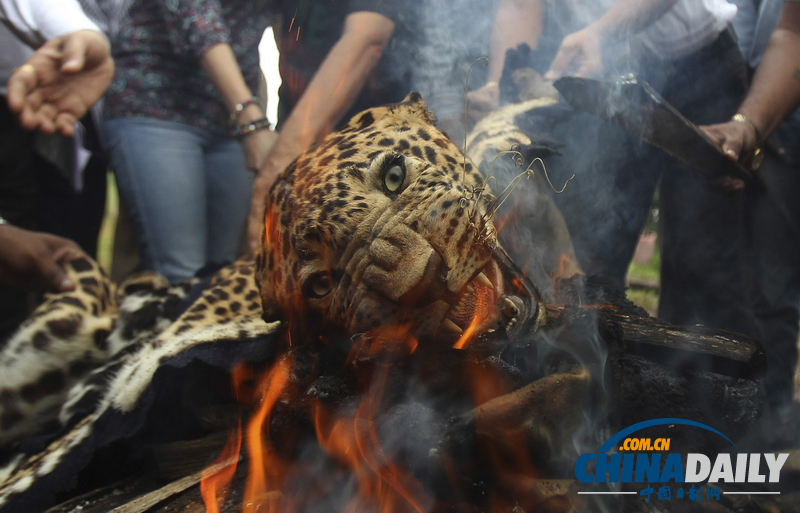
[255, 92, 500, 338]
[0, 93, 572, 507]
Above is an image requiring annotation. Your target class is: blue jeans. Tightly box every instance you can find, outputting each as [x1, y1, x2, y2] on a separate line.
[104, 118, 253, 283]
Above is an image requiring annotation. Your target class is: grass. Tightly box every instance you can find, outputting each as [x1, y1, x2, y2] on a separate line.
[625, 237, 661, 316]
[96, 172, 118, 275]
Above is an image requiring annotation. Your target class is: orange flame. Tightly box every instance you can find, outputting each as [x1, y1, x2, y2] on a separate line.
[551, 253, 579, 291]
[453, 288, 494, 350]
[242, 356, 291, 513]
[313, 364, 428, 513]
[200, 423, 242, 513]
[201, 364, 254, 512]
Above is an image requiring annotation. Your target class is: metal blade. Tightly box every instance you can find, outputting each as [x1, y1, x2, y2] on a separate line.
[554, 74, 751, 180]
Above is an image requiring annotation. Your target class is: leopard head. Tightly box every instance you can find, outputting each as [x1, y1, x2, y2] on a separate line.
[255, 93, 540, 343]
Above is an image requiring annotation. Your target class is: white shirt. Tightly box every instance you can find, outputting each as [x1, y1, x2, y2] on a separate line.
[0, 0, 101, 95]
[0, 0, 100, 48]
[637, 0, 739, 60]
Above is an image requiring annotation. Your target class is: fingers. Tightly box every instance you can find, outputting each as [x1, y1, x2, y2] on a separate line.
[712, 176, 746, 192]
[6, 64, 37, 113]
[543, 49, 573, 81]
[720, 137, 743, 161]
[247, 200, 265, 253]
[701, 123, 750, 162]
[44, 237, 84, 291]
[55, 112, 78, 137]
[38, 259, 76, 292]
[60, 33, 89, 73]
[247, 174, 274, 252]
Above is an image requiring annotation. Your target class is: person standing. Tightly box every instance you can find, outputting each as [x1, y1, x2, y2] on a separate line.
[704, 0, 800, 409]
[103, 0, 278, 283]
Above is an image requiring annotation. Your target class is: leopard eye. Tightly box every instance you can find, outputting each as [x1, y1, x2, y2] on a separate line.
[305, 272, 333, 298]
[382, 157, 406, 194]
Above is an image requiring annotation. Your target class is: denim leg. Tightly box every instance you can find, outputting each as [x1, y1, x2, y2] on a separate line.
[104, 118, 208, 283]
[203, 136, 252, 264]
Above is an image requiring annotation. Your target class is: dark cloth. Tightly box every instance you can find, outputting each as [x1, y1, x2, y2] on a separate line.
[0, 99, 38, 342]
[0, 102, 107, 342]
[542, 29, 759, 339]
[104, 0, 276, 134]
[275, 0, 411, 128]
[746, 115, 800, 407]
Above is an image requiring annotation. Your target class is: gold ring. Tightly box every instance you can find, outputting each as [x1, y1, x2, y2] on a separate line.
[15, 63, 36, 75]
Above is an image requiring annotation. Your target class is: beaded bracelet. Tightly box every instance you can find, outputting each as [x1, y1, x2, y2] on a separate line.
[233, 117, 272, 137]
[229, 96, 264, 126]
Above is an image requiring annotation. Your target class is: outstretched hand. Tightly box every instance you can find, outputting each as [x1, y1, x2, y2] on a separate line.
[543, 28, 604, 81]
[6, 29, 114, 137]
[0, 225, 86, 292]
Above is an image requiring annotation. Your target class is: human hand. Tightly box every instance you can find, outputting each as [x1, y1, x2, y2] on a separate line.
[6, 30, 114, 137]
[234, 104, 279, 171]
[246, 158, 288, 254]
[241, 127, 279, 172]
[701, 120, 761, 191]
[0, 225, 86, 292]
[543, 28, 604, 81]
[466, 83, 500, 122]
[701, 120, 759, 164]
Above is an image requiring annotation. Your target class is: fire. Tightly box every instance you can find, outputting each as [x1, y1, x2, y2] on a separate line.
[313, 365, 429, 513]
[201, 363, 254, 512]
[551, 253, 580, 291]
[200, 357, 292, 513]
[242, 356, 291, 513]
[200, 423, 242, 513]
[452, 285, 494, 350]
[201, 307, 559, 511]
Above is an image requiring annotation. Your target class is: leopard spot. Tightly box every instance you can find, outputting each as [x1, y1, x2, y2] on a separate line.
[69, 258, 93, 273]
[47, 316, 81, 339]
[20, 370, 66, 403]
[1, 410, 23, 430]
[32, 331, 51, 350]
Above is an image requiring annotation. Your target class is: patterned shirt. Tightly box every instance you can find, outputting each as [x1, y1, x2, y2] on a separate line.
[104, 0, 276, 135]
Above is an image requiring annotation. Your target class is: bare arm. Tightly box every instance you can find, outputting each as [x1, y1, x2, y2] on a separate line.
[201, 43, 278, 171]
[736, 3, 800, 140]
[246, 11, 395, 251]
[486, 0, 543, 84]
[702, 3, 800, 164]
[260, 11, 394, 173]
[466, 0, 543, 120]
[544, 0, 678, 79]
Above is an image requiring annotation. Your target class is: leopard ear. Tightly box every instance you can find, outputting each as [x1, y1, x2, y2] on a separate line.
[399, 91, 437, 125]
[345, 92, 438, 131]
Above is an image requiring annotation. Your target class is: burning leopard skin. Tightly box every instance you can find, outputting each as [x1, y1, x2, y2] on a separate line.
[0, 93, 573, 507]
[257, 92, 509, 340]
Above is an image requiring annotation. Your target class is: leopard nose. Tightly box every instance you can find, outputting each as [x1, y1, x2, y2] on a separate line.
[395, 249, 451, 306]
[362, 224, 451, 304]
